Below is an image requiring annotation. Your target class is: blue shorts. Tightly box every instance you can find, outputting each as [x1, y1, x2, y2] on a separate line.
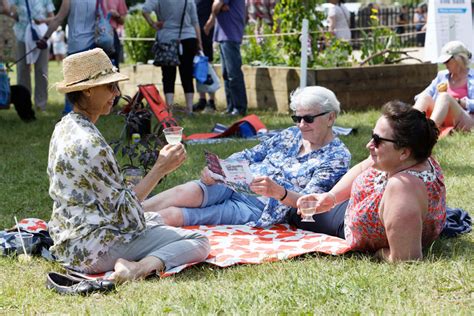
[182, 181, 265, 226]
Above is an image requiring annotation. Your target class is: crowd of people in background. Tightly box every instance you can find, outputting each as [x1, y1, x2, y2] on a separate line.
[0, 0, 436, 118]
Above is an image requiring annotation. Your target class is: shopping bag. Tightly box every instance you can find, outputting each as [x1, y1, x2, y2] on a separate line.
[196, 63, 220, 94]
[193, 54, 208, 83]
[94, 0, 115, 55]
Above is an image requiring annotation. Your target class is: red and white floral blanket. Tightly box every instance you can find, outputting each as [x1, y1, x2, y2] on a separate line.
[66, 224, 351, 279]
[163, 224, 351, 276]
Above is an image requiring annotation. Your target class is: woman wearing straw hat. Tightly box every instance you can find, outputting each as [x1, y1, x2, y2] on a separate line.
[47, 48, 210, 282]
[414, 40, 474, 132]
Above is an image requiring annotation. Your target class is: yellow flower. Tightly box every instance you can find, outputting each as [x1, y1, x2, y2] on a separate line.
[371, 8, 379, 14]
[370, 15, 379, 21]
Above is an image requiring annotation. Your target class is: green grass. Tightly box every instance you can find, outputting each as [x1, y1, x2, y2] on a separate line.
[0, 62, 472, 314]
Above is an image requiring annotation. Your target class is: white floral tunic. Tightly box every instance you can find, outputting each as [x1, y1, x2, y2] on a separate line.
[47, 113, 147, 269]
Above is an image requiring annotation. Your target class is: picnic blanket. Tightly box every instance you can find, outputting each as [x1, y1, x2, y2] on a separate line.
[162, 224, 351, 277]
[66, 224, 351, 280]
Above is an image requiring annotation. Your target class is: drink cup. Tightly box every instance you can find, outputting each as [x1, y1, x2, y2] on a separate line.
[163, 126, 183, 145]
[299, 200, 319, 222]
[14, 232, 34, 255]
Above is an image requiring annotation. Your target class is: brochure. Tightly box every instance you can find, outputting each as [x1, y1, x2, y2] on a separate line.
[204, 151, 256, 195]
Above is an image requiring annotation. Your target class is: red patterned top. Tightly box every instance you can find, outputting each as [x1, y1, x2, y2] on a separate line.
[344, 157, 446, 252]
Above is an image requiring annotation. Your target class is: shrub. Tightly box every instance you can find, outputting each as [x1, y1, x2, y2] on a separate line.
[360, 9, 402, 65]
[123, 12, 155, 63]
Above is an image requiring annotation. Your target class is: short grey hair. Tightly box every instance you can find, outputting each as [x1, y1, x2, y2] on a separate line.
[289, 86, 341, 115]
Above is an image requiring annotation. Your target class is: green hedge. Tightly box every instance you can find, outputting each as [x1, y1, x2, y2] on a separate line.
[123, 12, 155, 63]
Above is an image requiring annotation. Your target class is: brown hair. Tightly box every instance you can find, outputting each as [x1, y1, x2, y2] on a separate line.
[382, 100, 439, 162]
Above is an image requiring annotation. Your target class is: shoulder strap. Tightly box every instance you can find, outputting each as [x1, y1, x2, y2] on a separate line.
[178, 0, 188, 40]
[25, 0, 40, 41]
[25, 0, 33, 21]
[95, 0, 106, 17]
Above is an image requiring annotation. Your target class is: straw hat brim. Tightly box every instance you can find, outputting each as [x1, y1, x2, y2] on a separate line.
[56, 72, 129, 93]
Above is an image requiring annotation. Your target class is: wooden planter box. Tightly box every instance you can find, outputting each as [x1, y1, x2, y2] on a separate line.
[120, 63, 437, 113]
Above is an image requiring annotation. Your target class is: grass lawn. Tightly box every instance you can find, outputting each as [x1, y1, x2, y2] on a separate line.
[0, 61, 472, 314]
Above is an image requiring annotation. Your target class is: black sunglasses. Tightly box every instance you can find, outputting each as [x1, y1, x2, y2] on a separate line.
[106, 82, 120, 93]
[371, 133, 398, 148]
[291, 112, 329, 123]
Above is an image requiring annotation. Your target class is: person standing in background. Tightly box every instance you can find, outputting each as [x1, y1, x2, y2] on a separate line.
[327, 0, 351, 41]
[204, 0, 247, 116]
[143, 0, 202, 115]
[414, 3, 427, 47]
[395, 5, 408, 35]
[37, 0, 104, 114]
[9, 0, 55, 112]
[103, 0, 128, 70]
[50, 25, 66, 62]
[193, 0, 217, 114]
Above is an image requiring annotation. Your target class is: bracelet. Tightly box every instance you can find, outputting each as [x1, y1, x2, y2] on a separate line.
[279, 187, 288, 201]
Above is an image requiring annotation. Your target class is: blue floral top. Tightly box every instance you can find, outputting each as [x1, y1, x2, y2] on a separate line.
[229, 126, 351, 227]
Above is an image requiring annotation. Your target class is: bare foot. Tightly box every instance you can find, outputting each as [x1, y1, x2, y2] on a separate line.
[108, 257, 164, 283]
[108, 258, 143, 283]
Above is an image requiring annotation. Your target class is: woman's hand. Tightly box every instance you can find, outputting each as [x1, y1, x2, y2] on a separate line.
[458, 98, 468, 110]
[153, 20, 164, 31]
[249, 176, 284, 199]
[156, 143, 186, 175]
[200, 167, 217, 186]
[296, 193, 335, 215]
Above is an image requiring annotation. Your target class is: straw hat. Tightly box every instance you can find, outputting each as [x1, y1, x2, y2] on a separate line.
[56, 48, 128, 93]
[436, 41, 472, 64]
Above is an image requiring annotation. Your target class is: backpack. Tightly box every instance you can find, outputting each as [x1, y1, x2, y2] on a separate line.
[94, 0, 115, 55]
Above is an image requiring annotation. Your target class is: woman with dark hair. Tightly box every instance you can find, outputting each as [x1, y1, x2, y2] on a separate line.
[48, 48, 210, 283]
[289, 101, 446, 262]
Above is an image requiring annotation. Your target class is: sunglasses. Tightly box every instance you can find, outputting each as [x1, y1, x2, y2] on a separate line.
[371, 133, 398, 148]
[291, 112, 329, 123]
[106, 82, 120, 93]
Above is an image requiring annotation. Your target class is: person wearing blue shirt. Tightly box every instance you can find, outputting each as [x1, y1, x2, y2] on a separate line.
[144, 86, 351, 228]
[204, 0, 247, 116]
[414, 41, 474, 132]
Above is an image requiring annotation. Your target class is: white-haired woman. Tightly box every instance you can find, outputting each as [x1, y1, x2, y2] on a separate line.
[414, 40, 474, 132]
[144, 86, 351, 228]
[48, 48, 210, 283]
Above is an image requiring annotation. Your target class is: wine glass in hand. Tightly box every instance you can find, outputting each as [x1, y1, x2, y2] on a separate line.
[298, 200, 318, 222]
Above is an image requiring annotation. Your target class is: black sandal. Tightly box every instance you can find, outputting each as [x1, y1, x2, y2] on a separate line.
[46, 272, 115, 295]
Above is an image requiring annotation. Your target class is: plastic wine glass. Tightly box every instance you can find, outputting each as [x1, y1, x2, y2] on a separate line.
[299, 200, 319, 222]
[163, 126, 183, 145]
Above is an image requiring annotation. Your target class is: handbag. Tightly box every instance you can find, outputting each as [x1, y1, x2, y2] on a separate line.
[152, 0, 187, 67]
[196, 63, 220, 94]
[94, 0, 115, 55]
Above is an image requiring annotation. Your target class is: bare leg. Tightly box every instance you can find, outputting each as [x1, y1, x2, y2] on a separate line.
[430, 93, 465, 127]
[165, 93, 174, 106]
[109, 256, 164, 283]
[185, 92, 194, 113]
[158, 206, 185, 226]
[413, 93, 435, 115]
[143, 181, 204, 212]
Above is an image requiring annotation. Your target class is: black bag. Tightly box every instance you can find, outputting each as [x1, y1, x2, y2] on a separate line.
[152, 40, 180, 67]
[11, 85, 36, 122]
[152, 0, 187, 67]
